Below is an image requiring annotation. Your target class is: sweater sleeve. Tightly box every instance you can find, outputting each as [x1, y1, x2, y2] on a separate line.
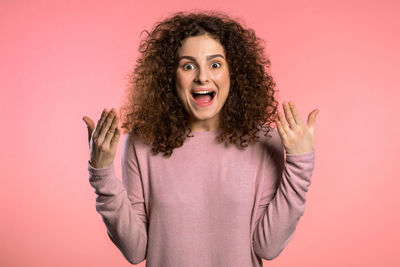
[87, 134, 148, 264]
[252, 137, 315, 260]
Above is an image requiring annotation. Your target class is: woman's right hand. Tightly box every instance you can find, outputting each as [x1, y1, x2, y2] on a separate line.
[82, 108, 121, 169]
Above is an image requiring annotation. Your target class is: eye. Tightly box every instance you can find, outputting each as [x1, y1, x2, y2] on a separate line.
[211, 62, 221, 68]
[182, 63, 195, 70]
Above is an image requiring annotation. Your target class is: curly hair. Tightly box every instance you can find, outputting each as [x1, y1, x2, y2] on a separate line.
[120, 10, 279, 157]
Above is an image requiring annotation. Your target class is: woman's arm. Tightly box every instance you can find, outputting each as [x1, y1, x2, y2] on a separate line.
[252, 146, 315, 260]
[252, 101, 318, 259]
[88, 133, 148, 264]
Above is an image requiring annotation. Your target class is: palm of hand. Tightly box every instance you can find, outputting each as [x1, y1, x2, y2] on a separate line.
[275, 101, 319, 155]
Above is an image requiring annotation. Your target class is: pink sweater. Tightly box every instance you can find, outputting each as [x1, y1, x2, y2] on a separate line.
[88, 127, 315, 267]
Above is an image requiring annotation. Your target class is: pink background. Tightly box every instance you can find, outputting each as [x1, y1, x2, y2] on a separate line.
[1, 0, 399, 266]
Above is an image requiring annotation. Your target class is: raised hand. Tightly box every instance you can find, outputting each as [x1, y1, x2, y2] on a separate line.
[275, 101, 319, 155]
[82, 108, 122, 168]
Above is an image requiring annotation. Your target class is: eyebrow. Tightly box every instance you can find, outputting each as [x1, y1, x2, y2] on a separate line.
[178, 54, 225, 61]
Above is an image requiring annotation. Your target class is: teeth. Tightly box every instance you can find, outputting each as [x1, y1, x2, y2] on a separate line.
[194, 91, 213, 94]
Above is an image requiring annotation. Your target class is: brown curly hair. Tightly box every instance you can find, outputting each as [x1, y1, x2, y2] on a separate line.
[120, 10, 279, 157]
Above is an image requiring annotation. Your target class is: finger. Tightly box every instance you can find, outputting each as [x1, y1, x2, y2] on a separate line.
[288, 101, 305, 127]
[278, 109, 291, 134]
[275, 117, 288, 141]
[103, 114, 119, 147]
[82, 116, 95, 145]
[307, 109, 319, 130]
[283, 101, 297, 130]
[93, 108, 109, 140]
[110, 125, 121, 152]
[97, 108, 116, 144]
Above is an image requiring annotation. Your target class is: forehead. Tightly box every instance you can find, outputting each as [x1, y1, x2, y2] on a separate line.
[178, 34, 226, 57]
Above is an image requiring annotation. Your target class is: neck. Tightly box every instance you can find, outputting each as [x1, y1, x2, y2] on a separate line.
[189, 116, 220, 132]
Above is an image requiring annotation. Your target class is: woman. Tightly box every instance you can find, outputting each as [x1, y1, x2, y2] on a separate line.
[83, 11, 319, 267]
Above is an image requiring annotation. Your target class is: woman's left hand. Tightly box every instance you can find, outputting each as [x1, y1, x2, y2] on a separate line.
[275, 101, 319, 155]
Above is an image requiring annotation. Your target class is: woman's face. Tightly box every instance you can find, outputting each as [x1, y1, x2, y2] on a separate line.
[175, 34, 230, 131]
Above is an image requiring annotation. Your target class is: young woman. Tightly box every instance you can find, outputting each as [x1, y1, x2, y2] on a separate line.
[83, 11, 319, 267]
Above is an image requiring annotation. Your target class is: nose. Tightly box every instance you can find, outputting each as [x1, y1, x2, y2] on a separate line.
[194, 66, 209, 84]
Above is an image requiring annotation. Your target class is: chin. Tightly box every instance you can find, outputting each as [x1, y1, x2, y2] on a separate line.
[190, 109, 219, 122]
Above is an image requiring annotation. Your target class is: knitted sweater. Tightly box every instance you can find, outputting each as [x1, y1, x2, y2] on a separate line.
[88, 127, 315, 267]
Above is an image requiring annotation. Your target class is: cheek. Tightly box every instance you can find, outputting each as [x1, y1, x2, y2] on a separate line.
[175, 74, 186, 94]
[175, 76, 189, 106]
[175, 87, 187, 105]
[214, 72, 230, 96]
[215, 69, 230, 84]
[176, 71, 192, 86]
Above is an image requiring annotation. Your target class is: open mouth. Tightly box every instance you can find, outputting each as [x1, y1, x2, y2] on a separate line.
[191, 90, 216, 107]
[192, 91, 216, 100]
